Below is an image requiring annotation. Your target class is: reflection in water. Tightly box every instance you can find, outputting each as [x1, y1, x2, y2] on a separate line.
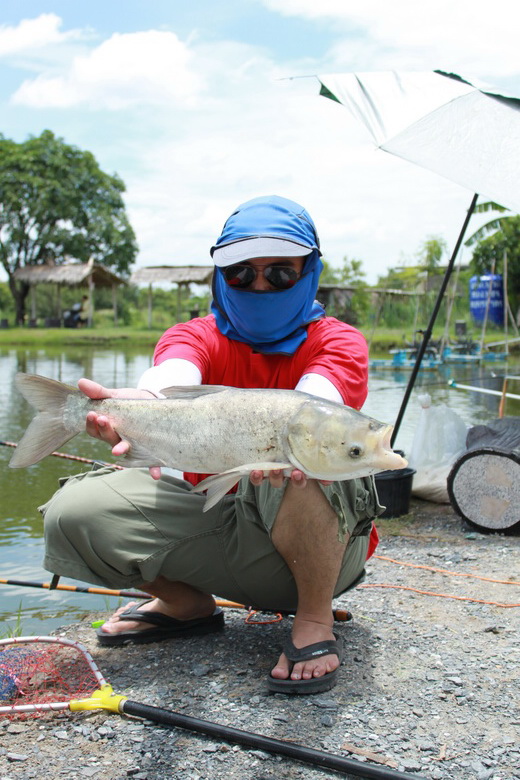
[1, 345, 152, 635]
[0, 345, 518, 634]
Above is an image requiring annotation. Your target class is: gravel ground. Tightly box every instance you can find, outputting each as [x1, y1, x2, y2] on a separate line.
[1, 498, 519, 780]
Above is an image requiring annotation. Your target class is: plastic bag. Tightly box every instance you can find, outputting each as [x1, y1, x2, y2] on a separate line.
[408, 393, 468, 503]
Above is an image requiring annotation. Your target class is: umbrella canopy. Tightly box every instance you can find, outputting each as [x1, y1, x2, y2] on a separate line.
[315, 70, 520, 446]
[318, 70, 520, 214]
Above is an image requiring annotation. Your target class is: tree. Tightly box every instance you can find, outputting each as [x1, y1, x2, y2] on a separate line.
[464, 201, 512, 247]
[0, 130, 138, 323]
[320, 256, 367, 286]
[319, 256, 369, 324]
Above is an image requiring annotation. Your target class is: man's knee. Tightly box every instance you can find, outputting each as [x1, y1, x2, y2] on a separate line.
[41, 474, 116, 545]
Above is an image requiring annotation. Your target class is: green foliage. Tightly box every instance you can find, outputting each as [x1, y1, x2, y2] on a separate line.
[319, 256, 370, 324]
[377, 265, 421, 290]
[372, 235, 474, 335]
[0, 129, 138, 322]
[416, 235, 448, 271]
[0, 281, 14, 318]
[464, 201, 512, 246]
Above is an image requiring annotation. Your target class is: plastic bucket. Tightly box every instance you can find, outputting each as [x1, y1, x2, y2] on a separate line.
[375, 466, 416, 518]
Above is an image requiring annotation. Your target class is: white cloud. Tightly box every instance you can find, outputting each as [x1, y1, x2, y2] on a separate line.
[260, 0, 520, 79]
[12, 29, 204, 109]
[2, 9, 515, 285]
[0, 13, 83, 57]
[121, 70, 477, 281]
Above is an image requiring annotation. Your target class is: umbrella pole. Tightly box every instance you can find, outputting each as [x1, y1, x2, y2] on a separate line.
[391, 192, 479, 448]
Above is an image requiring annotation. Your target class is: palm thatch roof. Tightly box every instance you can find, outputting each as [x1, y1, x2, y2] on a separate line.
[129, 266, 214, 328]
[14, 260, 125, 287]
[130, 265, 213, 287]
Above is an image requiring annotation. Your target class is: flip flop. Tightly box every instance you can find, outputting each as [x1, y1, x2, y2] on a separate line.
[96, 599, 225, 646]
[266, 633, 343, 695]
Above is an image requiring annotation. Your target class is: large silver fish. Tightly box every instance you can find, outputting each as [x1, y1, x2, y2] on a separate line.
[10, 372, 407, 509]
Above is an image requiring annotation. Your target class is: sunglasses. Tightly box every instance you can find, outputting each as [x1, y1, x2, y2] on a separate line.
[223, 263, 301, 290]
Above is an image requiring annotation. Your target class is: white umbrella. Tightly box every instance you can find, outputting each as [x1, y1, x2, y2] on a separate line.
[313, 70, 520, 443]
[317, 70, 520, 213]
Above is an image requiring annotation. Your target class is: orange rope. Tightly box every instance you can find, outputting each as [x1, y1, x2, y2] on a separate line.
[245, 610, 283, 624]
[361, 554, 520, 608]
[358, 583, 520, 608]
[373, 555, 520, 586]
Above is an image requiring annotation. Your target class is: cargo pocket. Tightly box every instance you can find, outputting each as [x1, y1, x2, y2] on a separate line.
[326, 475, 384, 543]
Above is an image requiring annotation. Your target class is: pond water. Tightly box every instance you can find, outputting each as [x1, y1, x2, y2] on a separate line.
[1, 345, 519, 636]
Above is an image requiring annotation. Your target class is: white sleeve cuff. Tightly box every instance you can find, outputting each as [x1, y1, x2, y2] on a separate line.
[137, 359, 202, 397]
[295, 373, 344, 404]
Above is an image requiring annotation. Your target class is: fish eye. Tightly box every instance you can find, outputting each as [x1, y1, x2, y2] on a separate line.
[349, 445, 363, 459]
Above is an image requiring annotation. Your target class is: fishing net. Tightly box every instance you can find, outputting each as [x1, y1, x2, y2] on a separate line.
[0, 638, 103, 717]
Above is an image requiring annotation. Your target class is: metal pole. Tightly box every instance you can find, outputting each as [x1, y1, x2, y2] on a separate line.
[391, 193, 479, 448]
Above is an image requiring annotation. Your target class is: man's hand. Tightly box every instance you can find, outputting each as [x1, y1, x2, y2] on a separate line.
[249, 469, 333, 489]
[79, 378, 162, 480]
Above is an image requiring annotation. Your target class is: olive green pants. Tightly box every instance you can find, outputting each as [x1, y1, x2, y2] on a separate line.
[40, 468, 382, 612]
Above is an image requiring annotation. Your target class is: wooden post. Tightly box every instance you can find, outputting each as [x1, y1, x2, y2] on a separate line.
[56, 284, 62, 326]
[176, 284, 182, 323]
[30, 286, 36, 321]
[88, 277, 94, 327]
[148, 284, 153, 329]
[112, 283, 118, 326]
[448, 449, 520, 532]
[503, 251, 509, 357]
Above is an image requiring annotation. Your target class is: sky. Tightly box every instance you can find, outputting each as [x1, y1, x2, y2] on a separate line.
[1, 0, 519, 284]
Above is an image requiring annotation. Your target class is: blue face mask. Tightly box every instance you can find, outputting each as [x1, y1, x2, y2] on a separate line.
[210, 196, 325, 355]
[211, 251, 325, 355]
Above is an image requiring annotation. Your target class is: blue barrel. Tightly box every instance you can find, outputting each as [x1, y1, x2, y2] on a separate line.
[469, 274, 504, 326]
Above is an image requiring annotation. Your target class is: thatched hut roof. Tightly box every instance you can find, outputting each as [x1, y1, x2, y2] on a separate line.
[130, 265, 213, 287]
[14, 260, 125, 288]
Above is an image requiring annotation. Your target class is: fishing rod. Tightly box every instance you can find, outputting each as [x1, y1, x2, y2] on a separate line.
[0, 440, 123, 469]
[0, 577, 148, 600]
[0, 579, 352, 622]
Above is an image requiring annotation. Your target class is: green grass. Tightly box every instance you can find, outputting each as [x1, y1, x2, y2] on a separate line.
[0, 323, 514, 354]
[0, 325, 164, 348]
[0, 602, 25, 638]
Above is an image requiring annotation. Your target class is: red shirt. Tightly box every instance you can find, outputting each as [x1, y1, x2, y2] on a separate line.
[154, 314, 378, 558]
[155, 315, 368, 405]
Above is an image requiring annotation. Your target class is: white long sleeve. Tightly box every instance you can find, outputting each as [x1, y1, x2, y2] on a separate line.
[137, 358, 202, 397]
[295, 372, 344, 404]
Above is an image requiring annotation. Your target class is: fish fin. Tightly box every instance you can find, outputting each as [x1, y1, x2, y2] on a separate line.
[192, 462, 292, 512]
[9, 373, 82, 468]
[120, 437, 165, 468]
[159, 385, 230, 399]
[194, 472, 244, 511]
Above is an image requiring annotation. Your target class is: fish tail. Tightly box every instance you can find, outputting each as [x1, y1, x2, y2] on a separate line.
[9, 373, 84, 468]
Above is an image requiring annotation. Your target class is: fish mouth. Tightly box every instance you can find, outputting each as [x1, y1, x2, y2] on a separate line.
[379, 425, 408, 469]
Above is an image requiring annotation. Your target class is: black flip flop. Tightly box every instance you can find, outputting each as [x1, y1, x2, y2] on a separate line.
[96, 599, 225, 646]
[266, 633, 343, 695]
